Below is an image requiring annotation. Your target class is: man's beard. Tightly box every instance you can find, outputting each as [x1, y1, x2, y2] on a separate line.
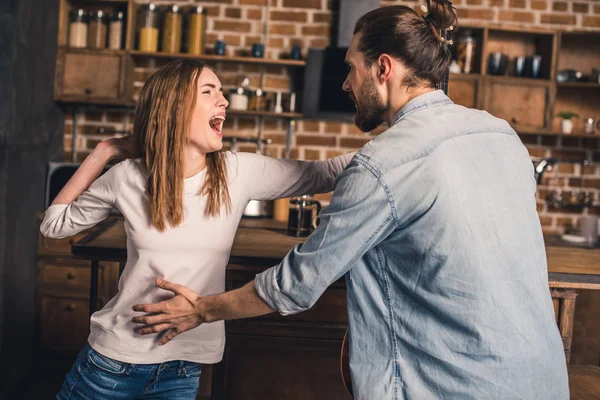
[351, 75, 387, 133]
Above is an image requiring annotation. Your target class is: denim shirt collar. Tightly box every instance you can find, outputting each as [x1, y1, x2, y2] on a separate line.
[391, 90, 453, 127]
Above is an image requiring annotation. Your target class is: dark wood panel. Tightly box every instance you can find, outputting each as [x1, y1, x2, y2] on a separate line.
[569, 365, 600, 400]
[40, 296, 90, 352]
[448, 78, 478, 109]
[215, 335, 349, 400]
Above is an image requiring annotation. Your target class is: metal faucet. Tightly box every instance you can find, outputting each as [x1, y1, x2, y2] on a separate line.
[532, 157, 557, 185]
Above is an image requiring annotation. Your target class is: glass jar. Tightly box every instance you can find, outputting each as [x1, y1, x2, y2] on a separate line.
[108, 11, 124, 50]
[162, 5, 182, 53]
[88, 10, 107, 49]
[186, 6, 207, 55]
[68, 9, 89, 48]
[456, 30, 477, 74]
[138, 3, 160, 52]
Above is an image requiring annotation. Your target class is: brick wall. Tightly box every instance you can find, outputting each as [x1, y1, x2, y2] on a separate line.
[63, 0, 600, 233]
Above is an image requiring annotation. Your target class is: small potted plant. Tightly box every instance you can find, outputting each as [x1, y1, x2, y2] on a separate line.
[556, 111, 580, 134]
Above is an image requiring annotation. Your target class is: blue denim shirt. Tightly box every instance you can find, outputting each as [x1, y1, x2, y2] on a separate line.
[255, 90, 569, 400]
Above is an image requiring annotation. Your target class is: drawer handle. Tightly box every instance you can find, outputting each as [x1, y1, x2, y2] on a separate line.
[65, 304, 76, 312]
[84, 88, 93, 95]
[67, 271, 76, 280]
[511, 117, 519, 124]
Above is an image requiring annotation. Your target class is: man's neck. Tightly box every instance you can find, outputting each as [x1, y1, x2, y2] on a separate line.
[385, 86, 436, 126]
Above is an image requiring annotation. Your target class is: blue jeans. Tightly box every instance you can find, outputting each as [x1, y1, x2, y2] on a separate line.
[57, 344, 202, 399]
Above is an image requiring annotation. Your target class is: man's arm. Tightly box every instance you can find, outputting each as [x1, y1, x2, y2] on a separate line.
[132, 158, 398, 344]
[132, 279, 273, 345]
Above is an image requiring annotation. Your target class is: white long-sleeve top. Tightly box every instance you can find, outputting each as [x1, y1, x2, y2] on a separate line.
[40, 151, 353, 364]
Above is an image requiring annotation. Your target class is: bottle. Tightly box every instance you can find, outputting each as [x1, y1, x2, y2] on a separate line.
[108, 11, 124, 50]
[162, 5, 182, 53]
[88, 10, 107, 49]
[186, 6, 207, 55]
[457, 30, 476, 74]
[138, 3, 159, 52]
[68, 9, 89, 48]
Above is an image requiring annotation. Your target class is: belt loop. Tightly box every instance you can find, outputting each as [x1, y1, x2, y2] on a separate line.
[177, 360, 185, 377]
[125, 363, 135, 376]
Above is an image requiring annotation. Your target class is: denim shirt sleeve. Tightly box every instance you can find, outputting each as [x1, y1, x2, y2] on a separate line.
[254, 160, 397, 315]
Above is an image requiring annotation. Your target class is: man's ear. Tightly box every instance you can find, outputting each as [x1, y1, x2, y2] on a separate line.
[377, 54, 393, 83]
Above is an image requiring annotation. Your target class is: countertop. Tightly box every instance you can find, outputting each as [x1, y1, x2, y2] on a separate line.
[71, 218, 600, 290]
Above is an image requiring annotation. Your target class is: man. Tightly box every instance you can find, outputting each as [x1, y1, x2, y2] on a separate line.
[132, 4, 569, 399]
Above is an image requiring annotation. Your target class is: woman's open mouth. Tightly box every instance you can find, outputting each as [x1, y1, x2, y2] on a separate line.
[209, 114, 226, 137]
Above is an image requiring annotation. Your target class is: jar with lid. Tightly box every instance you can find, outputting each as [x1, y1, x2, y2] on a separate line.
[68, 9, 89, 48]
[162, 5, 182, 53]
[88, 10, 107, 49]
[186, 6, 207, 55]
[229, 78, 250, 111]
[137, 3, 160, 52]
[108, 11, 124, 50]
[456, 30, 477, 74]
[249, 89, 265, 111]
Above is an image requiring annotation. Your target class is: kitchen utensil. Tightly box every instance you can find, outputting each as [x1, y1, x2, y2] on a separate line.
[584, 118, 595, 134]
[524, 55, 542, 79]
[291, 45, 302, 60]
[243, 141, 274, 218]
[287, 195, 321, 237]
[557, 69, 582, 83]
[487, 52, 508, 75]
[251, 43, 264, 58]
[513, 56, 526, 77]
[214, 40, 226, 56]
[580, 216, 598, 247]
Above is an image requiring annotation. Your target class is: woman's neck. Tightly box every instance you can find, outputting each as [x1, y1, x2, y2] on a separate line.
[184, 148, 207, 178]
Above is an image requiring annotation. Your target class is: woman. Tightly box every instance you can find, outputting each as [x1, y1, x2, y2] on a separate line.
[41, 59, 353, 399]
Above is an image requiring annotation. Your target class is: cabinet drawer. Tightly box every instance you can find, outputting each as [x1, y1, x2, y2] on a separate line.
[40, 261, 94, 292]
[40, 296, 90, 352]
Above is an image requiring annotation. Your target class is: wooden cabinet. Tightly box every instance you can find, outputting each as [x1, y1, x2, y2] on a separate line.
[484, 78, 552, 131]
[36, 217, 119, 354]
[213, 265, 349, 400]
[54, 48, 131, 106]
[448, 75, 481, 109]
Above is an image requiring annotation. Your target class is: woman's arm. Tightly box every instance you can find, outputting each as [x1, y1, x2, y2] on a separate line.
[40, 136, 135, 239]
[237, 151, 356, 201]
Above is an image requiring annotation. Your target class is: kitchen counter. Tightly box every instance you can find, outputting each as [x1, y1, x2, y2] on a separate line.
[72, 218, 600, 289]
[70, 219, 600, 398]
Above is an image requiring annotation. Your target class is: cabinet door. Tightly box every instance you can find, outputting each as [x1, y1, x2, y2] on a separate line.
[55, 49, 124, 101]
[40, 296, 90, 352]
[214, 335, 350, 400]
[484, 80, 551, 132]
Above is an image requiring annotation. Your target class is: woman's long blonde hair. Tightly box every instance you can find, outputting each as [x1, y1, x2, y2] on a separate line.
[133, 59, 231, 231]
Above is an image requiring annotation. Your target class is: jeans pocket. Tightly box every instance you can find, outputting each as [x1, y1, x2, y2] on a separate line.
[182, 362, 202, 378]
[87, 349, 129, 375]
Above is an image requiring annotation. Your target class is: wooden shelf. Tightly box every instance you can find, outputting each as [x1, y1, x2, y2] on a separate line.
[129, 51, 306, 67]
[449, 73, 482, 81]
[557, 82, 600, 89]
[227, 110, 302, 119]
[485, 75, 552, 85]
[58, 46, 127, 55]
[518, 130, 600, 139]
[56, 97, 135, 108]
